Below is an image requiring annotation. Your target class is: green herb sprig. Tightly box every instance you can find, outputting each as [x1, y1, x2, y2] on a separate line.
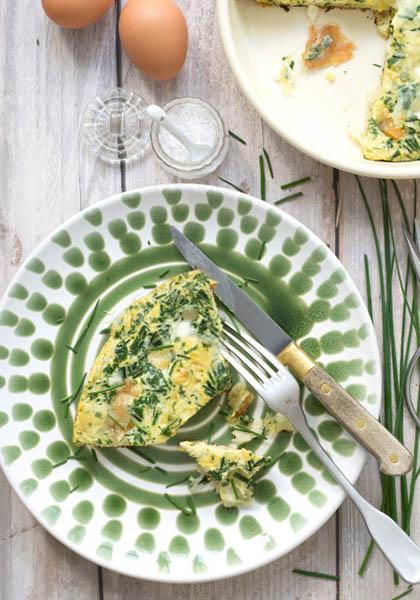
[228, 130, 247, 145]
[164, 493, 195, 516]
[292, 568, 339, 581]
[66, 299, 101, 354]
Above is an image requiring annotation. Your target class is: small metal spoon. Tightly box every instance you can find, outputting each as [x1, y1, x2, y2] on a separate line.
[147, 104, 212, 163]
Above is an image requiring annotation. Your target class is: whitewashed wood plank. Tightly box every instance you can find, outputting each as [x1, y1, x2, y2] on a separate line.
[0, 1, 120, 598]
[338, 175, 420, 600]
[103, 2, 338, 598]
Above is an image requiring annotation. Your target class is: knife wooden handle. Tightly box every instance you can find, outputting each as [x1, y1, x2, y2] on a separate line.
[278, 342, 412, 476]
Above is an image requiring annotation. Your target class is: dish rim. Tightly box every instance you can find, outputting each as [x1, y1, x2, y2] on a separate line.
[0, 183, 382, 583]
[216, 1, 420, 180]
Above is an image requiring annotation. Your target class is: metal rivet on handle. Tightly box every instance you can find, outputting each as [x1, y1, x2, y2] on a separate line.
[320, 383, 332, 395]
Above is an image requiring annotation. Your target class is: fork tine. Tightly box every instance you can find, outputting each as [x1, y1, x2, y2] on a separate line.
[221, 336, 267, 381]
[223, 327, 277, 378]
[220, 348, 263, 394]
[223, 322, 281, 372]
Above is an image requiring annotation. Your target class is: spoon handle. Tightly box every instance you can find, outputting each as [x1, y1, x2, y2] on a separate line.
[287, 401, 420, 585]
[147, 105, 194, 153]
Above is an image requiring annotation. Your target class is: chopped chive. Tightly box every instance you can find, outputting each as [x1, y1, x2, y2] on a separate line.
[364, 254, 373, 320]
[391, 588, 413, 600]
[99, 327, 111, 335]
[264, 454, 283, 469]
[281, 176, 311, 190]
[358, 539, 374, 577]
[184, 345, 198, 354]
[258, 241, 266, 261]
[228, 130, 247, 145]
[219, 409, 229, 417]
[138, 466, 151, 474]
[186, 495, 196, 516]
[69, 299, 101, 354]
[142, 283, 156, 289]
[68, 373, 87, 404]
[63, 372, 87, 417]
[207, 422, 215, 443]
[275, 192, 303, 206]
[164, 493, 193, 516]
[218, 177, 246, 194]
[89, 382, 125, 397]
[159, 269, 170, 278]
[243, 276, 259, 284]
[292, 569, 339, 581]
[372, 63, 382, 68]
[232, 425, 266, 440]
[231, 478, 239, 500]
[259, 154, 266, 201]
[52, 459, 68, 469]
[130, 448, 156, 464]
[60, 394, 72, 404]
[108, 413, 125, 430]
[165, 475, 191, 489]
[69, 485, 80, 494]
[263, 148, 274, 178]
[154, 466, 168, 475]
[91, 449, 98, 462]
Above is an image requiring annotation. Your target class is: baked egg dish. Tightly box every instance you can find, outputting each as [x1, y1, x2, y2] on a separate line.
[180, 441, 271, 507]
[73, 270, 231, 447]
[256, 0, 420, 162]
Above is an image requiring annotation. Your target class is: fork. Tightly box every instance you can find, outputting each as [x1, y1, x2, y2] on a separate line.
[221, 323, 420, 585]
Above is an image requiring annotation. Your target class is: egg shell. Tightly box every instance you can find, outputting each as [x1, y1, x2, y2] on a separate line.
[119, 0, 188, 81]
[41, 0, 113, 29]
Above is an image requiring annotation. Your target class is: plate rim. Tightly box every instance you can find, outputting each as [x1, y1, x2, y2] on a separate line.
[0, 183, 382, 583]
[216, 1, 420, 180]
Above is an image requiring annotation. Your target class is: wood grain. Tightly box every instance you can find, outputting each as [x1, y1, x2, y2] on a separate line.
[1, 0, 419, 599]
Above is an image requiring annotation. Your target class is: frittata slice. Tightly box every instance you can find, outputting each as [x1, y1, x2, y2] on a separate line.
[256, 0, 393, 12]
[181, 441, 271, 507]
[362, 0, 420, 161]
[73, 271, 231, 447]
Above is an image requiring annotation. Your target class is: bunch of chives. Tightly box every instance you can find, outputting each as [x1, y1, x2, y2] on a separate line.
[357, 178, 419, 585]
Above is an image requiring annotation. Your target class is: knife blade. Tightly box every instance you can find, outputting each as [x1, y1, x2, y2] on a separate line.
[171, 225, 413, 476]
[170, 225, 291, 355]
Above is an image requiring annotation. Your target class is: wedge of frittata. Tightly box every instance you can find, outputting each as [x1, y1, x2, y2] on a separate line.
[362, 0, 420, 161]
[181, 441, 271, 507]
[73, 271, 231, 447]
[256, 0, 393, 11]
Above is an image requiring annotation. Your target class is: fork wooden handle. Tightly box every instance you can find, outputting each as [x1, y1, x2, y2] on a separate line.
[278, 342, 413, 476]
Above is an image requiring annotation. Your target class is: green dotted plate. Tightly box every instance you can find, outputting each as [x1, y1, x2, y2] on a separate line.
[0, 185, 380, 582]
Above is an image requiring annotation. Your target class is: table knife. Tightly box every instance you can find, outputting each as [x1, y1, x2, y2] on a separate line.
[171, 225, 412, 476]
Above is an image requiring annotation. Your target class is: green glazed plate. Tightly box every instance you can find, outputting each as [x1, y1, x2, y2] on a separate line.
[0, 185, 380, 582]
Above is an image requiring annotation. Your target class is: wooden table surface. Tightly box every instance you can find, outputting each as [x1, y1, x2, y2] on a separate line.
[1, 2, 419, 599]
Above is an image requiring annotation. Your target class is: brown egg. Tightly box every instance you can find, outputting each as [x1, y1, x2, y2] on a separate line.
[119, 0, 188, 81]
[41, 0, 113, 29]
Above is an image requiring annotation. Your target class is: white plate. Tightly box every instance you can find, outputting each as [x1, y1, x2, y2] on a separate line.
[217, 1, 420, 179]
[0, 185, 381, 582]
